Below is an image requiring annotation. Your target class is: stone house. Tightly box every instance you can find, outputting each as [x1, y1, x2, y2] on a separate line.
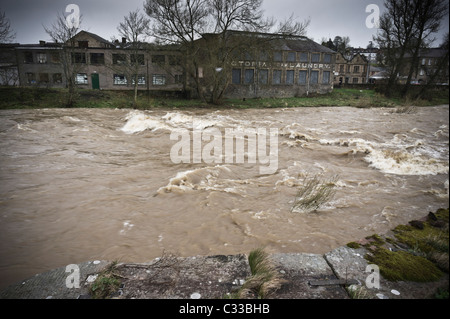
[14, 31, 185, 94]
[334, 52, 369, 86]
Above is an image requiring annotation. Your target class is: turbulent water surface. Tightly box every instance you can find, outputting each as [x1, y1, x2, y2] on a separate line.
[0, 105, 448, 289]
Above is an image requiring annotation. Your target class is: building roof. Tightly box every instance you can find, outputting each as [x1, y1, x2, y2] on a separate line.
[404, 47, 448, 59]
[202, 30, 336, 54]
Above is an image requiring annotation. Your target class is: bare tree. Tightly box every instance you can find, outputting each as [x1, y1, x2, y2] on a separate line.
[0, 10, 16, 43]
[418, 33, 449, 96]
[402, 0, 448, 96]
[116, 9, 150, 105]
[144, 0, 310, 104]
[275, 14, 310, 37]
[44, 11, 82, 107]
[374, 0, 448, 97]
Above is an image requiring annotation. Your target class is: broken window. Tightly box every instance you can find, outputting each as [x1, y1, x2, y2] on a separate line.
[152, 74, 166, 86]
[114, 74, 127, 85]
[113, 54, 127, 65]
[132, 75, 146, 85]
[75, 73, 88, 84]
[37, 53, 47, 64]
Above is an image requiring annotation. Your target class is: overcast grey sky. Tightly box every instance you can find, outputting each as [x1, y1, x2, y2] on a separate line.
[1, 0, 449, 47]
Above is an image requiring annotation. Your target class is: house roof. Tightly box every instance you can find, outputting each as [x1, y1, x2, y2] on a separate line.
[73, 30, 113, 47]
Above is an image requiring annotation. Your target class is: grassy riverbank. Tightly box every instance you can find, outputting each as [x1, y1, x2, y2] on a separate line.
[0, 86, 448, 110]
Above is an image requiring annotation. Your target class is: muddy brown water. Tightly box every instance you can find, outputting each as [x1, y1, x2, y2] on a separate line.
[0, 106, 448, 289]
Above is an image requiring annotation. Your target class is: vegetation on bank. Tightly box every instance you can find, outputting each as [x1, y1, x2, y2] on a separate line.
[0, 86, 448, 110]
[354, 208, 449, 285]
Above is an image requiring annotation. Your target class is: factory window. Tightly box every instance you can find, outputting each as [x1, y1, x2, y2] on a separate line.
[53, 73, 63, 84]
[152, 74, 166, 86]
[51, 52, 61, 63]
[244, 69, 254, 84]
[72, 52, 86, 64]
[259, 51, 269, 61]
[152, 55, 165, 65]
[26, 73, 36, 84]
[131, 54, 145, 65]
[90, 53, 105, 65]
[286, 70, 295, 84]
[310, 70, 319, 84]
[287, 52, 296, 62]
[259, 69, 269, 84]
[232, 69, 241, 84]
[311, 53, 320, 63]
[39, 73, 49, 83]
[273, 52, 283, 62]
[298, 70, 307, 84]
[272, 70, 282, 84]
[113, 54, 127, 65]
[37, 53, 47, 64]
[75, 73, 88, 84]
[24, 52, 34, 64]
[299, 52, 308, 62]
[324, 54, 332, 63]
[132, 75, 146, 85]
[322, 71, 330, 84]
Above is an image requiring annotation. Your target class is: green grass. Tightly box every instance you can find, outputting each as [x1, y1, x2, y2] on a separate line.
[0, 86, 448, 110]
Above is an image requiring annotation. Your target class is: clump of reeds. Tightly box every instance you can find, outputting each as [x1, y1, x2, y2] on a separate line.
[291, 174, 339, 213]
[230, 248, 284, 299]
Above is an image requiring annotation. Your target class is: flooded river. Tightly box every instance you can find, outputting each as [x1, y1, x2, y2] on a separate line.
[0, 105, 448, 289]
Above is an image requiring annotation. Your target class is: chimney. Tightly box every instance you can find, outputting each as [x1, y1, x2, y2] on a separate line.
[39, 40, 46, 46]
[122, 37, 127, 44]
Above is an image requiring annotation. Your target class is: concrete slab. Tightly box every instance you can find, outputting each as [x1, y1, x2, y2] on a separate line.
[0, 260, 110, 299]
[270, 253, 349, 299]
[117, 254, 251, 299]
